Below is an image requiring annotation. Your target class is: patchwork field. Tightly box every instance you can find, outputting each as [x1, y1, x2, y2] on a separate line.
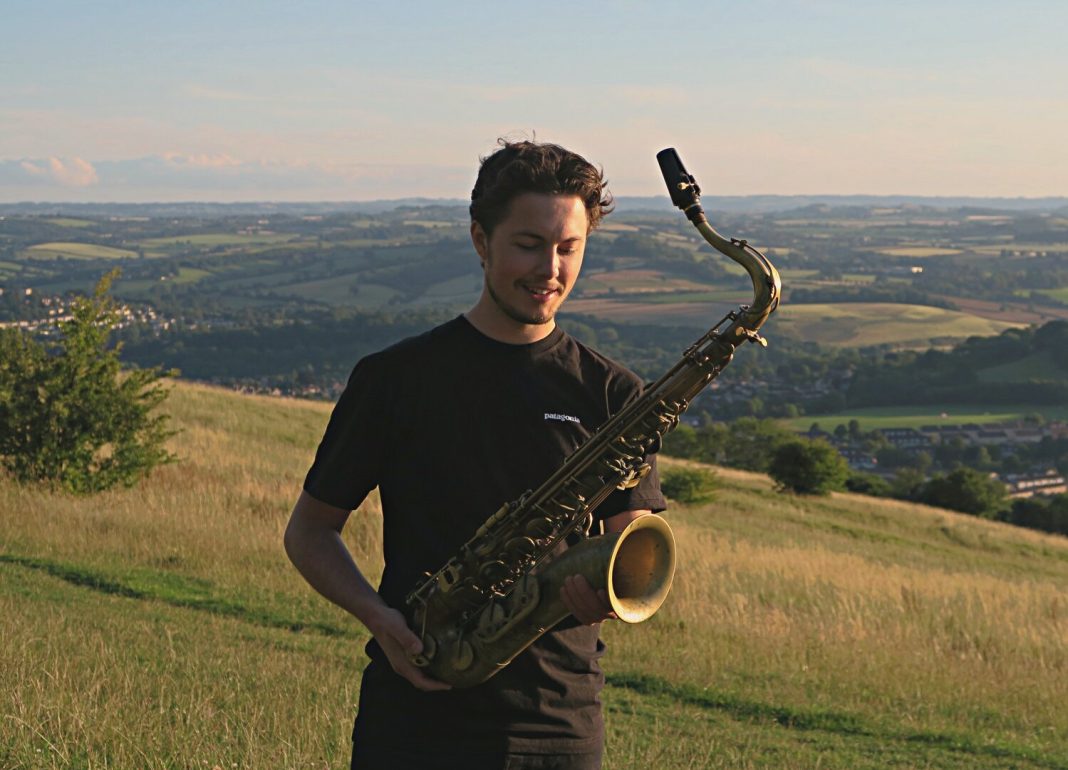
[2, 383, 1066, 769]
[564, 300, 1026, 349]
[783, 404, 1068, 432]
[774, 304, 1024, 348]
[22, 242, 139, 260]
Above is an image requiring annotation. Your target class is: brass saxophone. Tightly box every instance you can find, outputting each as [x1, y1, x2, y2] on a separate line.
[404, 148, 782, 687]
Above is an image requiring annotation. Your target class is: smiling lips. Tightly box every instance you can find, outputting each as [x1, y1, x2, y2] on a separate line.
[524, 285, 561, 301]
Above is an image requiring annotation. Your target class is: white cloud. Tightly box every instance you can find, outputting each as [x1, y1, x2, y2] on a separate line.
[17, 156, 98, 187]
[161, 152, 243, 168]
[0, 153, 469, 201]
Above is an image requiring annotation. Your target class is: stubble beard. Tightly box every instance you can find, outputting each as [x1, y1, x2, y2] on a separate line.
[485, 279, 557, 327]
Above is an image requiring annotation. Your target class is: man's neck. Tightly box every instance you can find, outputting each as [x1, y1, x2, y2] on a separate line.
[464, 303, 556, 345]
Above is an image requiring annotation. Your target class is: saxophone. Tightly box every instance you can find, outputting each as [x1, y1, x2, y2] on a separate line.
[405, 148, 782, 687]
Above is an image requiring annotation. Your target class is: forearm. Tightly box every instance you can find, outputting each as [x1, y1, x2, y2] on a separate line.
[284, 509, 388, 630]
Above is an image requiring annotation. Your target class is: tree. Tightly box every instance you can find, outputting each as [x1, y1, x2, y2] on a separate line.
[768, 438, 849, 495]
[917, 468, 1008, 518]
[660, 466, 719, 505]
[0, 271, 175, 494]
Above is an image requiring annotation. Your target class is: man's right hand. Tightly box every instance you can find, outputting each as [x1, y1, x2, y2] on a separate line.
[366, 605, 452, 692]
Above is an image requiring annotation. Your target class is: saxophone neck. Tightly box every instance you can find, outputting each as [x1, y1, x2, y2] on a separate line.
[657, 147, 782, 342]
[695, 220, 782, 342]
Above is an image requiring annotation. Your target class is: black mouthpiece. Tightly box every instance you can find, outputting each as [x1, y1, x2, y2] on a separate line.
[657, 148, 701, 211]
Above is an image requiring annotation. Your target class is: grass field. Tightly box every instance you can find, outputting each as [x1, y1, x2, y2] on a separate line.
[2, 383, 1067, 769]
[774, 304, 1024, 348]
[563, 300, 1025, 349]
[1036, 286, 1068, 303]
[978, 353, 1068, 383]
[139, 233, 301, 248]
[43, 218, 95, 228]
[783, 404, 1068, 432]
[876, 247, 962, 258]
[22, 242, 139, 260]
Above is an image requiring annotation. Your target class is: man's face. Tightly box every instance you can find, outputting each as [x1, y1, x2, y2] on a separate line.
[471, 192, 588, 333]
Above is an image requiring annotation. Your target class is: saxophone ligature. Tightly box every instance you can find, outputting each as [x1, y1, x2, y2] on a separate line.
[403, 148, 782, 687]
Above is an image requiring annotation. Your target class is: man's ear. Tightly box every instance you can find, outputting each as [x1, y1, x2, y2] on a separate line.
[470, 221, 488, 266]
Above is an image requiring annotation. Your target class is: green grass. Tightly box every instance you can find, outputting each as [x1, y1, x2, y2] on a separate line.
[139, 233, 300, 248]
[772, 304, 1024, 348]
[978, 353, 1068, 383]
[22, 242, 139, 260]
[565, 300, 1025, 350]
[43, 218, 95, 228]
[783, 404, 1068, 432]
[1035, 286, 1068, 302]
[2, 384, 1067, 768]
[876, 247, 962, 258]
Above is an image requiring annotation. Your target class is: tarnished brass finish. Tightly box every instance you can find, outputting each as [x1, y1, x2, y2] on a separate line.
[404, 148, 782, 687]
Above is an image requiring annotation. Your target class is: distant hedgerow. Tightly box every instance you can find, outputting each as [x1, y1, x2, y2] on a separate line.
[0, 271, 176, 494]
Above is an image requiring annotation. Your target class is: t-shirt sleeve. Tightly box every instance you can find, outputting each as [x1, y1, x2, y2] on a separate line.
[303, 354, 393, 510]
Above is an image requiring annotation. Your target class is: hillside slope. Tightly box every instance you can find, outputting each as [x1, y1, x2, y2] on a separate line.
[2, 382, 1066, 769]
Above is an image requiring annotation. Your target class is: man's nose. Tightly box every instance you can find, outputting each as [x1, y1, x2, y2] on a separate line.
[533, 247, 561, 278]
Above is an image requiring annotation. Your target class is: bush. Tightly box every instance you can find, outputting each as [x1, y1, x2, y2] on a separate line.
[916, 467, 1008, 518]
[768, 438, 850, 495]
[0, 271, 176, 493]
[845, 471, 892, 497]
[660, 466, 719, 504]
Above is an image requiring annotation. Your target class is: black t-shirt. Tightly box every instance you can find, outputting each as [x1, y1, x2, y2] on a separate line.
[304, 315, 665, 754]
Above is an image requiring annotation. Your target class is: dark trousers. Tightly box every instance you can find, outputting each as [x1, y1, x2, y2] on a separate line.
[351, 743, 603, 770]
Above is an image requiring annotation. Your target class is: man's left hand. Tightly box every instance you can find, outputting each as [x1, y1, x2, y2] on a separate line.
[561, 574, 617, 625]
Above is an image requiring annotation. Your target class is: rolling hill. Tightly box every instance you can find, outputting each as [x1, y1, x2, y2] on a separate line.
[2, 382, 1066, 769]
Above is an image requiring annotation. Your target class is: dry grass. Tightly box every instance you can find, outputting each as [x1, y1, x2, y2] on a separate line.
[3, 383, 1067, 769]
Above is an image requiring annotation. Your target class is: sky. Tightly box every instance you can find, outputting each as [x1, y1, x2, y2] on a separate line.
[1, 0, 1065, 202]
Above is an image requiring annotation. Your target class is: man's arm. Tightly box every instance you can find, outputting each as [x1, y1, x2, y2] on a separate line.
[283, 490, 450, 691]
[560, 509, 651, 625]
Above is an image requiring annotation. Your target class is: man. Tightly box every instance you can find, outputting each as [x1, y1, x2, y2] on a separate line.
[285, 140, 665, 769]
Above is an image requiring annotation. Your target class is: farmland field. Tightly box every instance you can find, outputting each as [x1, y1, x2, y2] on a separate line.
[2, 383, 1067, 769]
[782, 404, 1068, 432]
[140, 233, 302, 248]
[565, 300, 1025, 349]
[978, 352, 1068, 383]
[876, 247, 962, 258]
[22, 242, 139, 260]
[773, 303, 1024, 347]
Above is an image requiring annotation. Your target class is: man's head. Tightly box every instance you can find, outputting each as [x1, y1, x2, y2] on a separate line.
[470, 140, 613, 236]
[465, 140, 611, 344]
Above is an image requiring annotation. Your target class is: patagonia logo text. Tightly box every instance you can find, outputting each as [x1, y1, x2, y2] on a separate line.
[544, 412, 581, 425]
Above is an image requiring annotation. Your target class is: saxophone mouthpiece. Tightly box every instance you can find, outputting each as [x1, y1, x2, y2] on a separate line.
[656, 148, 705, 222]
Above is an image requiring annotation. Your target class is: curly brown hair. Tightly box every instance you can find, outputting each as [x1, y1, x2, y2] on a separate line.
[470, 140, 613, 235]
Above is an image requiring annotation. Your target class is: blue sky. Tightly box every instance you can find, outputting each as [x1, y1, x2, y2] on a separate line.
[2, 0, 1065, 201]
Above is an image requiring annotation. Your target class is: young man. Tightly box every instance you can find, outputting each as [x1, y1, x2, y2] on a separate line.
[285, 140, 665, 770]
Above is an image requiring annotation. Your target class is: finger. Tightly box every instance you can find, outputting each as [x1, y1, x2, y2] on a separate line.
[562, 575, 608, 624]
[401, 665, 453, 692]
[381, 645, 452, 691]
[596, 589, 619, 621]
[376, 609, 425, 656]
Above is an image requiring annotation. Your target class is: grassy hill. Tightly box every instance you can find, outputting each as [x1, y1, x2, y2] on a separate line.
[2, 383, 1067, 769]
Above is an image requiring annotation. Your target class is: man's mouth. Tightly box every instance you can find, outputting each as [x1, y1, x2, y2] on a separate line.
[524, 286, 559, 299]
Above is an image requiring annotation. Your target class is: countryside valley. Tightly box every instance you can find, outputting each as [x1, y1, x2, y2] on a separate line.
[3, 197, 1068, 532]
[3, 198, 1068, 768]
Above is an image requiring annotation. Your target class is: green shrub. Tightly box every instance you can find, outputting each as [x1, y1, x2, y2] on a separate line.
[0, 271, 176, 493]
[916, 467, 1008, 518]
[768, 438, 849, 495]
[661, 466, 719, 504]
